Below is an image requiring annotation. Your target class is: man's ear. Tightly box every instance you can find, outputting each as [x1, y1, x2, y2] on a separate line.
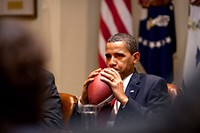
[132, 52, 140, 64]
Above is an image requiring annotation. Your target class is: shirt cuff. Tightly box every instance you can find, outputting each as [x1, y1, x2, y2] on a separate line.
[77, 96, 83, 113]
[121, 105, 126, 109]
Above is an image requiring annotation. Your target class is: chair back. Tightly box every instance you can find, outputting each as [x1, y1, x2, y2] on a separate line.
[59, 93, 78, 126]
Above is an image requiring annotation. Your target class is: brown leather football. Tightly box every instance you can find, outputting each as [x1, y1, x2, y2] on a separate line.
[88, 71, 113, 105]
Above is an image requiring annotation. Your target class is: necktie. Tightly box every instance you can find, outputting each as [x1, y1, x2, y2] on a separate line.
[112, 98, 120, 115]
[111, 98, 116, 106]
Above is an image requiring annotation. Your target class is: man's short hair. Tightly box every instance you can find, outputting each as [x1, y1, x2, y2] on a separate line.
[107, 33, 138, 55]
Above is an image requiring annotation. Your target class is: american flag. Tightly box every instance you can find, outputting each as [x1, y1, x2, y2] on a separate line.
[98, 0, 133, 68]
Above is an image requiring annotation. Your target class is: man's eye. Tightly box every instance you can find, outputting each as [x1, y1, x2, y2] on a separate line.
[105, 54, 111, 59]
[116, 53, 124, 57]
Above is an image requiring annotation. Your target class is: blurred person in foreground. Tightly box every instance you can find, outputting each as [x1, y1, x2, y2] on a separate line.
[71, 33, 170, 130]
[40, 69, 63, 129]
[0, 19, 62, 132]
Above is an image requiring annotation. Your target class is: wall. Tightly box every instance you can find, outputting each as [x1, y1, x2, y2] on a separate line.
[11, 0, 189, 96]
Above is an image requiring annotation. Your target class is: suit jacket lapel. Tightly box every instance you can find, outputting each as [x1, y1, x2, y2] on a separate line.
[125, 71, 141, 99]
[114, 71, 141, 127]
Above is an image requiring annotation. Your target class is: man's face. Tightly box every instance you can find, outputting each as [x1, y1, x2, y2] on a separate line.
[105, 41, 138, 79]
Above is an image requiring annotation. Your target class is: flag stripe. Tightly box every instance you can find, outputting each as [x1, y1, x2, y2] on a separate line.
[98, 52, 107, 68]
[123, 0, 132, 14]
[113, 0, 133, 34]
[105, 0, 128, 33]
[101, 0, 118, 35]
[98, 0, 132, 68]
[100, 16, 111, 41]
[98, 32, 106, 65]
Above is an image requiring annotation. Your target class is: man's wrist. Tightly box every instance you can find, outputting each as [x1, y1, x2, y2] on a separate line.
[121, 97, 128, 106]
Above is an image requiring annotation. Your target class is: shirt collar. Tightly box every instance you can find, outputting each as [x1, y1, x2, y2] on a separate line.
[123, 73, 133, 92]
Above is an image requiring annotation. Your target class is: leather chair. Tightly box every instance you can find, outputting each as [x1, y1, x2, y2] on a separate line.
[167, 83, 182, 102]
[59, 92, 78, 127]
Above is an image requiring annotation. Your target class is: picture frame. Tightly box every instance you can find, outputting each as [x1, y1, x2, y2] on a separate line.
[0, 0, 37, 17]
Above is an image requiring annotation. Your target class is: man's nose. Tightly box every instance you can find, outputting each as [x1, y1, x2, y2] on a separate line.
[108, 57, 117, 67]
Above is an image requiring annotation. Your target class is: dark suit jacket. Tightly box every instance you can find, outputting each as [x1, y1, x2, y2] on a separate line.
[114, 71, 170, 127]
[70, 70, 170, 129]
[39, 70, 63, 129]
[83, 71, 200, 133]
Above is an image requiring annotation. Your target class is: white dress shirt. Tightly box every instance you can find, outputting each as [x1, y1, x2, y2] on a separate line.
[113, 73, 133, 114]
[107, 73, 133, 127]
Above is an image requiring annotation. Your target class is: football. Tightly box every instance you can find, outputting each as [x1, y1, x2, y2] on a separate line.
[87, 70, 113, 106]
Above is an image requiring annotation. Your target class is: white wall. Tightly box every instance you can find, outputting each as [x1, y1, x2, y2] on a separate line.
[12, 0, 189, 96]
[173, 0, 189, 84]
[59, 0, 100, 95]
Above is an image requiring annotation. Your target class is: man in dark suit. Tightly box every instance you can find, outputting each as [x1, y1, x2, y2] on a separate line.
[40, 70, 63, 129]
[71, 33, 170, 129]
[0, 19, 63, 132]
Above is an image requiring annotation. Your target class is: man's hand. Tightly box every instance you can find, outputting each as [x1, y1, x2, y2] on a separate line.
[100, 68, 128, 106]
[80, 68, 102, 105]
